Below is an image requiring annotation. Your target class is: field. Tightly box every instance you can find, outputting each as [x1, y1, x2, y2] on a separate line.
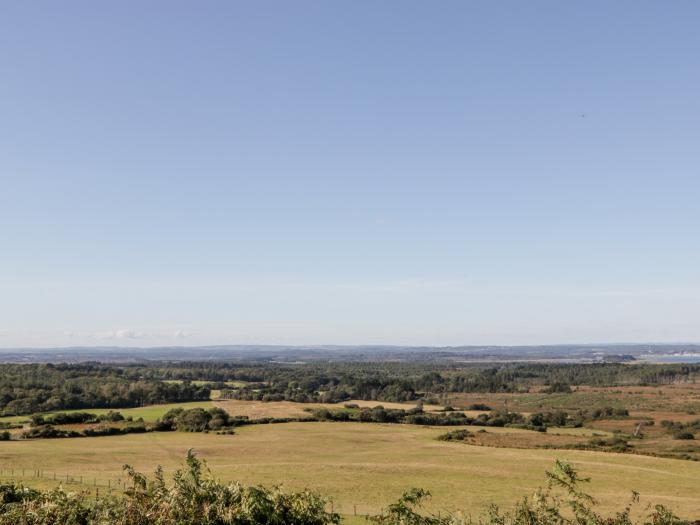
[443, 384, 700, 460]
[0, 401, 214, 425]
[447, 384, 700, 415]
[2, 422, 699, 523]
[213, 398, 444, 419]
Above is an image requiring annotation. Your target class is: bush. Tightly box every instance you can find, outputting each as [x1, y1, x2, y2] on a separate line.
[674, 431, 695, 440]
[157, 407, 236, 432]
[0, 451, 339, 525]
[21, 425, 79, 439]
[543, 382, 572, 394]
[467, 403, 491, 411]
[98, 410, 125, 422]
[437, 429, 471, 441]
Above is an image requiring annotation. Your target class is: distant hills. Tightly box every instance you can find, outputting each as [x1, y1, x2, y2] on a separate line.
[0, 343, 699, 364]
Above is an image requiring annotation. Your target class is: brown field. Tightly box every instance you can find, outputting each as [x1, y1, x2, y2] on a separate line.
[447, 383, 700, 414]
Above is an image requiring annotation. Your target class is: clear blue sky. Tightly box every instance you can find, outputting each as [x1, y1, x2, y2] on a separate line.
[1, 2, 699, 348]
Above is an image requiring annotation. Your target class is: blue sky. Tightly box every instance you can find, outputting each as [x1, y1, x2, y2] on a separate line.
[1, 2, 699, 347]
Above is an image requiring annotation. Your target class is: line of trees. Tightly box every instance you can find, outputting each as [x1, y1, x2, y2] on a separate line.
[2, 361, 698, 417]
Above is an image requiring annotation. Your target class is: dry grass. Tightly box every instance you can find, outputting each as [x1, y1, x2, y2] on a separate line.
[1, 422, 699, 521]
[213, 399, 442, 419]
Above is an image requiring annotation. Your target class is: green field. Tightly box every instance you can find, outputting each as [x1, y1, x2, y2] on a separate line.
[0, 401, 213, 425]
[1, 422, 698, 522]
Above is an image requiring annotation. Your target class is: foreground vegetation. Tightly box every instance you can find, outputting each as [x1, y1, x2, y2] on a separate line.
[0, 452, 694, 524]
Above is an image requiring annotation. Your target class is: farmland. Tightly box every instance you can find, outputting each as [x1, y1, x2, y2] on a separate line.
[2, 422, 700, 522]
[0, 401, 215, 426]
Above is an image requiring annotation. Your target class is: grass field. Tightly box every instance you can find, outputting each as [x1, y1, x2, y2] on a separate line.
[0, 401, 214, 425]
[1, 398, 437, 425]
[1, 422, 698, 522]
[213, 398, 442, 419]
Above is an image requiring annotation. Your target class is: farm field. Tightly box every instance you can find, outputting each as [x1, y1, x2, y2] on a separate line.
[0, 399, 437, 426]
[1, 422, 699, 522]
[447, 383, 700, 415]
[214, 398, 444, 419]
[0, 400, 214, 425]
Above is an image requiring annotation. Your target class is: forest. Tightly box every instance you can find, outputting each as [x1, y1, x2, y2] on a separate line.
[1, 361, 699, 416]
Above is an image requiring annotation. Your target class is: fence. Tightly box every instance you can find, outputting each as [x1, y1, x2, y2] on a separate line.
[0, 467, 132, 495]
[0, 467, 371, 518]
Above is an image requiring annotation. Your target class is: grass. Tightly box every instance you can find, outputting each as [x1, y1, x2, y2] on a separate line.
[1, 422, 699, 522]
[0, 401, 214, 425]
[448, 384, 700, 414]
[213, 399, 441, 419]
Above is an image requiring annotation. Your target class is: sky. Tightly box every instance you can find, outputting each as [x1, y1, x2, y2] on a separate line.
[1, 2, 699, 348]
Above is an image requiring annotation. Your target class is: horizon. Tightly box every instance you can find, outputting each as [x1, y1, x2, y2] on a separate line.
[3, 341, 700, 351]
[2, 2, 699, 348]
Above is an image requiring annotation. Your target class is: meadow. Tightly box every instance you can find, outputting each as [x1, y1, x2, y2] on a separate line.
[2, 422, 699, 523]
[0, 400, 215, 426]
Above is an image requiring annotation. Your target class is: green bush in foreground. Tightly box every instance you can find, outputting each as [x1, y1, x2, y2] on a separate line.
[0, 455, 695, 525]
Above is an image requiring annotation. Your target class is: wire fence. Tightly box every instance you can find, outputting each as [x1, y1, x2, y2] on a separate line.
[0, 467, 132, 495]
[0, 468, 370, 517]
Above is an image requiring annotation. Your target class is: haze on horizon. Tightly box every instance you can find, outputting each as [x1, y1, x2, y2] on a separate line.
[1, 2, 699, 349]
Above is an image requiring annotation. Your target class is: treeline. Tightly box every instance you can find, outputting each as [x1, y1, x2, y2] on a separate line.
[222, 362, 700, 404]
[2, 361, 698, 416]
[8, 404, 633, 441]
[18, 407, 240, 440]
[309, 405, 625, 432]
[310, 406, 527, 427]
[0, 454, 693, 525]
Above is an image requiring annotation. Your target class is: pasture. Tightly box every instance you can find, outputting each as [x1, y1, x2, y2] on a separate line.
[213, 398, 444, 419]
[0, 400, 214, 425]
[1, 422, 699, 522]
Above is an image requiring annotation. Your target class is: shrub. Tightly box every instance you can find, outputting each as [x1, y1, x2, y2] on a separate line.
[0, 451, 339, 525]
[98, 410, 125, 422]
[674, 431, 695, 440]
[437, 429, 471, 441]
[21, 424, 80, 439]
[543, 382, 572, 394]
